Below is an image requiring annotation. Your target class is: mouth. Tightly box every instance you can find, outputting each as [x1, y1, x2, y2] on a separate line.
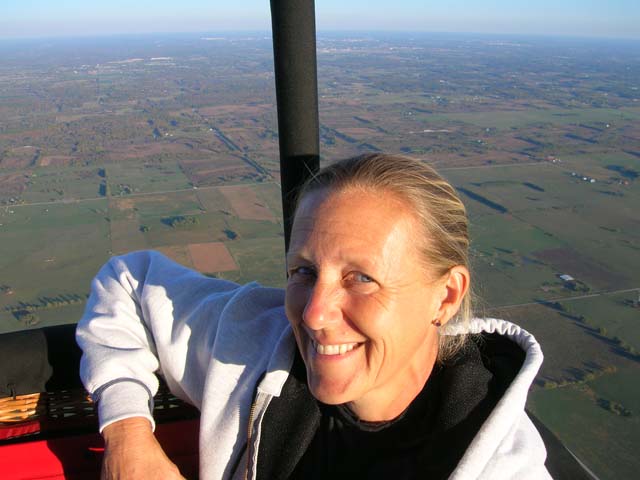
[312, 340, 361, 356]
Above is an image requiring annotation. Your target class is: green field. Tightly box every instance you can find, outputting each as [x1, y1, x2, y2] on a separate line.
[1, 33, 639, 479]
[444, 158, 639, 309]
[221, 236, 287, 288]
[253, 182, 284, 219]
[0, 200, 110, 331]
[106, 161, 193, 195]
[12, 166, 105, 203]
[0, 303, 88, 334]
[194, 187, 234, 213]
[429, 107, 640, 130]
[528, 374, 639, 480]
[560, 292, 640, 352]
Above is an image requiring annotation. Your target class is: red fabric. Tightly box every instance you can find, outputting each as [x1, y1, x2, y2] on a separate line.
[0, 420, 42, 440]
[0, 419, 199, 479]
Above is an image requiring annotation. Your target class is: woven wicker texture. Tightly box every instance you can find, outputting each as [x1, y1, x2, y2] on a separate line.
[0, 382, 198, 441]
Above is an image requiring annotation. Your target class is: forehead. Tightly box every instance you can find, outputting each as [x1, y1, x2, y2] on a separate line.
[289, 187, 419, 262]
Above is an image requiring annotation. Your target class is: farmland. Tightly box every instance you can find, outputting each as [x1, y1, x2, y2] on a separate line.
[0, 32, 639, 478]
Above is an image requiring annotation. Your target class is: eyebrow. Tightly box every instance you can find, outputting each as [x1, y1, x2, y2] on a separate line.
[285, 251, 309, 265]
[286, 250, 382, 274]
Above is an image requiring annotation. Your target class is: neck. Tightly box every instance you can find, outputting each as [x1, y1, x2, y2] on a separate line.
[346, 343, 438, 422]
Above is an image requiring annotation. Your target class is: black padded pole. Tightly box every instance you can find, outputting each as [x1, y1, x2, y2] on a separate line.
[270, 0, 320, 251]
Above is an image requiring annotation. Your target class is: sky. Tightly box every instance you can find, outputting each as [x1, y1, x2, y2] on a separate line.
[1, 0, 639, 40]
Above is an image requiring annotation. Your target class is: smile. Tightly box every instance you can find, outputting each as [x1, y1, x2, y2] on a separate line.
[313, 340, 360, 356]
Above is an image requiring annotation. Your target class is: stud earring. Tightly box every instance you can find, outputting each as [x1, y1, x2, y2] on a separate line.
[432, 318, 442, 327]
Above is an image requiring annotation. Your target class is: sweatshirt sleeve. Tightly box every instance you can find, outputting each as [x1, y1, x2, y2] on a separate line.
[75, 250, 257, 432]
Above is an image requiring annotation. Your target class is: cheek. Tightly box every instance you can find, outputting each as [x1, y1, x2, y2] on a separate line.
[343, 295, 388, 337]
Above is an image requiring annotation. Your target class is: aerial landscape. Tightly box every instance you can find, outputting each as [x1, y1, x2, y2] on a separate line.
[0, 31, 638, 478]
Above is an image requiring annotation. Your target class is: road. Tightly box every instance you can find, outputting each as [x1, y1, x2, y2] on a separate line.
[438, 161, 544, 171]
[488, 287, 640, 311]
[4, 158, 554, 210]
[3, 181, 281, 209]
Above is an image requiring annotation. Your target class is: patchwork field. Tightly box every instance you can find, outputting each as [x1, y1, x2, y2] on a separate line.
[219, 184, 276, 220]
[188, 242, 238, 273]
[528, 375, 639, 480]
[1, 32, 638, 479]
[0, 200, 110, 329]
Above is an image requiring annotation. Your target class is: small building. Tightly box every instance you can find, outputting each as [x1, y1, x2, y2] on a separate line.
[559, 274, 575, 282]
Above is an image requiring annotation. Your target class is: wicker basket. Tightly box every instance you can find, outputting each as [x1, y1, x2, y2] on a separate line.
[0, 382, 198, 441]
[0, 393, 46, 423]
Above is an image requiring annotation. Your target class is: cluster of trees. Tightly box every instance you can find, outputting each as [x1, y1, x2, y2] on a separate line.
[5, 293, 87, 314]
[540, 366, 632, 417]
[597, 398, 632, 417]
[564, 280, 591, 293]
[14, 310, 39, 326]
[606, 164, 638, 180]
[549, 303, 640, 359]
[457, 187, 508, 213]
[115, 183, 134, 195]
[99, 181, 110, 196]
[544, 300, 566, 311]
[540, 365, 617, 390]
[163, 215, 199, 228]
[597, 328, 640, 357]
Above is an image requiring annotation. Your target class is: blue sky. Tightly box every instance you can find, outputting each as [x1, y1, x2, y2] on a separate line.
[1, 0, 638, 39]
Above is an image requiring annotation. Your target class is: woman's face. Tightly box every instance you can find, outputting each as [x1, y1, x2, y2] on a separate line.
[285, 187, 448, 421]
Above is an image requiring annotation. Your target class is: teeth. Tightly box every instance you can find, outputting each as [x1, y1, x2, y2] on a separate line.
[313, 341, 359, 356]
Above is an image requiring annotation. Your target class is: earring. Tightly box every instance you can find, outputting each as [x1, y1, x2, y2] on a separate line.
[432, 318, 442, 327]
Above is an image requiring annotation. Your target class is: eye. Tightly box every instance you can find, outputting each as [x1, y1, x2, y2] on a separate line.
[353, 272, 374, 283]
[288, 265, 317, 279]
[345, 271, 376, 284]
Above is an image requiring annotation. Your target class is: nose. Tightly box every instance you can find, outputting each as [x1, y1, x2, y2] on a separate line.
[302, 282, 343, 331]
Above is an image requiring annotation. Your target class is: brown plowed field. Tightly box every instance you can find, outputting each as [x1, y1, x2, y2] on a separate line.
[198, 104, 271, 117]
[39, 155, 75, 167]
[1, 146, 39, 169]
[188, 242, 238, 273]
[341, 127, 382, 137]
[219, 185, 274, 221]
[0, 173, 30, 197]
[107, 143, 191, 161]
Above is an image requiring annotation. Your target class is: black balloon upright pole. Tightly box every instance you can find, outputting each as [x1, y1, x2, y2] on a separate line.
[270, 0, 320, 252]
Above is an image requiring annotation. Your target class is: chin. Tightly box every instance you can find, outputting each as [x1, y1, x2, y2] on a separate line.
[306, 373, 358, 406]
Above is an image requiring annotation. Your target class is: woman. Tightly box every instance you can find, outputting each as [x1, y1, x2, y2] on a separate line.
[77, 154, 550, 479]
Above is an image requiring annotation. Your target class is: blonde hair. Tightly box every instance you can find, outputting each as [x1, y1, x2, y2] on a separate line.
[294, 153, 472, 362]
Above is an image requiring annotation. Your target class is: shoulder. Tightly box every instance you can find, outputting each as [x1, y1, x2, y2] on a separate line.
[94, 249, 290, 358]
[445, 318, 551, 479]
[107, 249, 287, 316]
[450, 410, 551, 480]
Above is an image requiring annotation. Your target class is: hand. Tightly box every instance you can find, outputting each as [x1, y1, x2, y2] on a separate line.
[101, 417, 186, 480]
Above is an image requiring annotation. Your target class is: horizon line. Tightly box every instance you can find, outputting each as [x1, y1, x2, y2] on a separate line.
[1, 29, 639, 43]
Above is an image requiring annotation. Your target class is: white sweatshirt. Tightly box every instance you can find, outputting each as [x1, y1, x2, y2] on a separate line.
[76, 250, 551, 480]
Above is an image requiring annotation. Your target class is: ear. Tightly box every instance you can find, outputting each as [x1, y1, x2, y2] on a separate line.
[434, 266, 470, 327]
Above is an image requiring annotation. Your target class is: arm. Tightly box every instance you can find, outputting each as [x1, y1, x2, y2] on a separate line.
[76, 250, 241, 431]
[77, 250, 289, 479]
[76, 251, 242, 479]
[100, 417, 185, 480]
